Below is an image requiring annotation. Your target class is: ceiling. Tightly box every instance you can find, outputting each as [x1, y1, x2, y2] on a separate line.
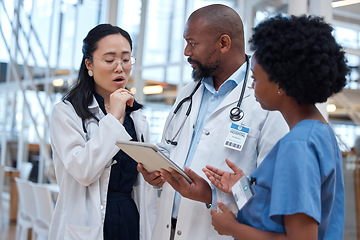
[253, 0, 360, 26]
[332, 0, 360, 14]
[332, 1, 360, 27]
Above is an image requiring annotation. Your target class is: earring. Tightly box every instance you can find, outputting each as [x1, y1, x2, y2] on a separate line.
[88, 70, 93, 77]
[277, 90, 281, 94]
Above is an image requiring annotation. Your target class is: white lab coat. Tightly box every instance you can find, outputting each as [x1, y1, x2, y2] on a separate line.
[49, 96, 158, 240]
[152, 74, 289, 240]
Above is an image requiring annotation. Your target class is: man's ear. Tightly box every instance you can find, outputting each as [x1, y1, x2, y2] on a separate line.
[85, 58, 93, 71]
[219, 34, 231, 53]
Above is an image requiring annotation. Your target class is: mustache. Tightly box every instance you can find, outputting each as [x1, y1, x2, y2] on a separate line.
[187, 58, 201, 66]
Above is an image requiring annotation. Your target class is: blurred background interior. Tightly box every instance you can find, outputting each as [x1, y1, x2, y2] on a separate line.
[1, 0, 360, 239]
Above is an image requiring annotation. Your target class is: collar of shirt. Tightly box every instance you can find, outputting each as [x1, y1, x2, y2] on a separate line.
[202, 62, 248, 96]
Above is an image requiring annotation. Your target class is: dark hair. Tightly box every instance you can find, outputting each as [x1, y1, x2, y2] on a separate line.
[62, 24, 133, 120]
[249, 14, 349, 105]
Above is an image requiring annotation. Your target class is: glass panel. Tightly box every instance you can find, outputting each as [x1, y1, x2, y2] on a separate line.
[144, 0, 172, 67]
[117, 0, 142, 51]
[142, 67, 164, 83]
[334, 26, 359, 49]
[182, 64, 194, 84]
[143, 103, 172, 143]
[166, 66, 181, 84]
[57, 2, 77, 69]
[169, 1, 186, 63]
[331, 120, 360, 151]
[0, 1, 14, 62]
[346, 54, 360, 89]
[27, 0, 54, 67]
[56, 0, 106, 69]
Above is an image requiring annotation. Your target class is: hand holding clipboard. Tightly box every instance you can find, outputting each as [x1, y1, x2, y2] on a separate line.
[115, 141, 193, 183]
[116, 141, 214, 205]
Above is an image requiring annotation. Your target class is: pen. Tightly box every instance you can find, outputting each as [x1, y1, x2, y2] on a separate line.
[249, 177, 256, 185]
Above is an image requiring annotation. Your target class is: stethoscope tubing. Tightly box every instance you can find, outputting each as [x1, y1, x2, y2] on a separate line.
[229, 54, 250, 121]
[165, 54, 250, 144]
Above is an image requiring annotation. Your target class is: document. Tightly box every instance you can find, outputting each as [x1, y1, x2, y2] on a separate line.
[115, 141, 193, 183]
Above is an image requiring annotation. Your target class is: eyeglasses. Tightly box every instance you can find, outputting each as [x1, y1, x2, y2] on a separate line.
[91, 55, 136, 70]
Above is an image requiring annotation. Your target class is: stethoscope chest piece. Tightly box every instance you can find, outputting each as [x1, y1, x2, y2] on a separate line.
[230, 106, 244, 121]
[229, 54, 250, 122]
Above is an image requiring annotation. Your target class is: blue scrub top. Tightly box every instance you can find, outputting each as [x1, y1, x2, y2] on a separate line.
[237, 120, 345, 240]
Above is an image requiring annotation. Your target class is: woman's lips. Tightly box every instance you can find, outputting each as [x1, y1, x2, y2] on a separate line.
[114, 77, 124, 82]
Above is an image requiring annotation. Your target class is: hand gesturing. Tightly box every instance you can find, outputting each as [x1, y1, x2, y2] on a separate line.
[203, 158, 244, 194]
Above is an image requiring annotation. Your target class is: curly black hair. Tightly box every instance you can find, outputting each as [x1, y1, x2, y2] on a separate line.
[249, 14, 349, 105]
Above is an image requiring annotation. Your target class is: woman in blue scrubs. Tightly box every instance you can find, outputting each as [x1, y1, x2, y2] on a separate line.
[203, 15, 348, 240]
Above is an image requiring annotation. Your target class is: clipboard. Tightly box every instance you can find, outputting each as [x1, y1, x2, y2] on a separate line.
[115, 141, 193, 184]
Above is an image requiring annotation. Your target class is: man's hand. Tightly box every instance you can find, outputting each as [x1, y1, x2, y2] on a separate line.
[160, 166, 212, 204]
[137, 163, 165, 187]
[203, 159, 244, 194]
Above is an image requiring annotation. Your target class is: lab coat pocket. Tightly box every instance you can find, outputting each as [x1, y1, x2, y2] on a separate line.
[240, 127, 260, 155]
[64, 223, 102, 240]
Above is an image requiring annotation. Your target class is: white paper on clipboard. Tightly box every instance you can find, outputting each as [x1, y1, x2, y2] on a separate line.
[115, 141, 193, 184]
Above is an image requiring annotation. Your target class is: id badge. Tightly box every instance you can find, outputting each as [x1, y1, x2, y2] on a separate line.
[231, 176, 254, 210]
[224, 123, 249, 151]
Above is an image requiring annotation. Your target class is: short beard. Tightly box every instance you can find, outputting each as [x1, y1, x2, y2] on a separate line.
[188, 58, 218, 82]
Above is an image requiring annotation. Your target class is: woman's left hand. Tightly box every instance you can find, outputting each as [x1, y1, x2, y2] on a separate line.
[203, 159, 244, 194]
[211, 200, 237, 236]
[109, 88, 134, 124]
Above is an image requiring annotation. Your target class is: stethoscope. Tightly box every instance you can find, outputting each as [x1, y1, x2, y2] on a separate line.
[229, 54, 250, 121]
[165, 54, 250, 145]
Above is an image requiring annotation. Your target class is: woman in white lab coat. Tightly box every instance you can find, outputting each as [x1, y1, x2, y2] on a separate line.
[49, 24, 157, 240]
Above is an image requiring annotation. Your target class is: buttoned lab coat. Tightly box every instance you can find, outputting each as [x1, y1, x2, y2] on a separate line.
[49, 97, 158, 240]
[152, 78, 289, 240]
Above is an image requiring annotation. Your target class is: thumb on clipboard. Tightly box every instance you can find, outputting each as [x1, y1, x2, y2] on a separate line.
[137, 163, 165, 187]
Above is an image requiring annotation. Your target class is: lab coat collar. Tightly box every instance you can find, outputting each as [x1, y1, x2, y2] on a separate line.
[88, 96, 105, 119]
[88, 95, 100, 110]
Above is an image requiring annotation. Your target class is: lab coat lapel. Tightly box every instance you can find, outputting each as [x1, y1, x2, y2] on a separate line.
[82, 96, 105, 139]
[188, 83, 204, 129]
[173, 82, 204, 164]
[184, 82, 204, 143]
